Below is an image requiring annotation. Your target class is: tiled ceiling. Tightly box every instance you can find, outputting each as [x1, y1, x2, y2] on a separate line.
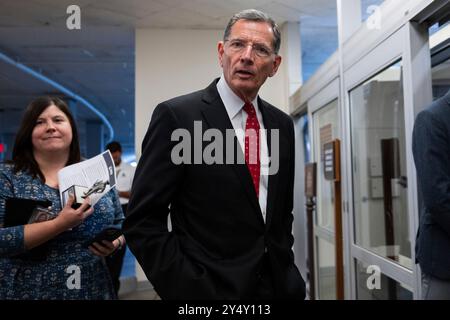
[0, 0, 337, 28]
[0, 0, 337, 155]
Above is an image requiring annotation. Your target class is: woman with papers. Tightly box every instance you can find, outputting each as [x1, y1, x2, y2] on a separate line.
[0, 96, 124, 299]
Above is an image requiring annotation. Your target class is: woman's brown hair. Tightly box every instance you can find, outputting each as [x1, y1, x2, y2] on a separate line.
[12, 96, 81, 181]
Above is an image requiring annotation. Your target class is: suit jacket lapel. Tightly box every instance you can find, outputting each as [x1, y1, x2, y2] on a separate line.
[258, 98, 280, 229]
[200, 81, 263, 222]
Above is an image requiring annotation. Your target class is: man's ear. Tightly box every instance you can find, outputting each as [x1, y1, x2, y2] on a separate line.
[218, 41, 225, 68]
[269, 55, 282, 77]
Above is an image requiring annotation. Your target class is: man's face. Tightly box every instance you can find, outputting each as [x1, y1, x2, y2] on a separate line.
[111, 151, 122, 166]
[218, 19, 282, 101]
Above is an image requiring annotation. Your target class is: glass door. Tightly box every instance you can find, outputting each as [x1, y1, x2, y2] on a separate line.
[308, 78, 341, 299]
[343, 22, 433, 299]
[349, 60, 413, 299]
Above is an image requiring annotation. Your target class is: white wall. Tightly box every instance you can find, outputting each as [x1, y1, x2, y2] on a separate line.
[134, 25, 291, 283]
[135, 28, 220, 160]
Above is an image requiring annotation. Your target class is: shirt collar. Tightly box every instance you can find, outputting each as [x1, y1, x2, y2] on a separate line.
[216, 75, 258, 120]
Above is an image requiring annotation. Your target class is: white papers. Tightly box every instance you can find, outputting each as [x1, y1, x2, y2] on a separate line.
[58, 150, 116, 207]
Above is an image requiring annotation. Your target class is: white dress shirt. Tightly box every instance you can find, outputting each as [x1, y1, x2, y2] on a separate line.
[115, 161, 136, 205]
[216, 76, 269, 223]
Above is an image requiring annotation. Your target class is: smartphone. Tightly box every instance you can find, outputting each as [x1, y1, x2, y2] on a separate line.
[84, 227, 122, 247]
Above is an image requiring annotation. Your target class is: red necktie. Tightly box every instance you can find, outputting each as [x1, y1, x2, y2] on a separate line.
[243, 102, 260, 197]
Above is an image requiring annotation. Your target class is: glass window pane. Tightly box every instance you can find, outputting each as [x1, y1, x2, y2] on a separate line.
[317, 237, 336, 300]
[313, 99, 339, 230]
[429, 16, 449, 98]
[350, 61, 412, 269]
[432, 56, 450, 99]
[355, 260, 413, 300]
[301, 114, 311, 163]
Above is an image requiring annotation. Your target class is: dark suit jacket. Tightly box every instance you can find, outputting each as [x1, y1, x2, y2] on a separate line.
[413, 89, 450, 279]
[123, 79, 305, 299]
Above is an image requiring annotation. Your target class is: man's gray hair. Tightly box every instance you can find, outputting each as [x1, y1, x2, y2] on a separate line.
[223, 9, 281, 55]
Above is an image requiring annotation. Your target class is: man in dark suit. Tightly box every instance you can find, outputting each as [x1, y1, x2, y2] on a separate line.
[412, 89, 450, 299]
[123, 9, 305, 300]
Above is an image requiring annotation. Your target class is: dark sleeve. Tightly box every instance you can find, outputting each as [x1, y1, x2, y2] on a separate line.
[413, 109, 450, 236]
[123, 103, 216, 299]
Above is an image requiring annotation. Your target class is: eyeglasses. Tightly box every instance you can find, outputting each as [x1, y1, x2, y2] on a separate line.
[224, 39, 274, 58]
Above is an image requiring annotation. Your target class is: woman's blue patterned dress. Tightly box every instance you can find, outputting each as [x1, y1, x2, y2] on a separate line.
[0, 163, 124, 299]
